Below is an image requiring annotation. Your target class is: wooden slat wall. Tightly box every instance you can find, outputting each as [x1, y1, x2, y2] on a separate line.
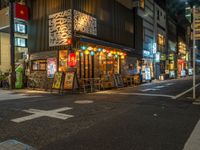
[28, 0, 134, 53]
[74, 0, 134, 48]
[27, 0, 71, 53]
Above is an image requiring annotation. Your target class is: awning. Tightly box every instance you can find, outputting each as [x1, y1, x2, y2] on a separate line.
[75, 35, 135, 53]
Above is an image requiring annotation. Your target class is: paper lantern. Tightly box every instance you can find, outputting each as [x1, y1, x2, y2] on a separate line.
[90, 51, 95, 56]
[85, 50, 90, 55]
[68, 53, 77, 67]
[81, 46, 87, 50]
[98, 48, 102, 52]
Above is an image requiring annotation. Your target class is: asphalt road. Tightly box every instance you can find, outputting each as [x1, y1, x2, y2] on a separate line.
[0, 76, 200, 150]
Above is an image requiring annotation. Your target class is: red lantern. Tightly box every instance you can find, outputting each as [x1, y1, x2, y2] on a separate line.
[68, 53, 77, 67]
[66, 38, 72, 45]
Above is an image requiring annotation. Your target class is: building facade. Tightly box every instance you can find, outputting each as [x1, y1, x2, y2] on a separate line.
[25, 0, 138, 88]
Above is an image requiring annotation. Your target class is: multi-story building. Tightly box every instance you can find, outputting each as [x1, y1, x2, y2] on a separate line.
[167, 17, 177, 78]
[24, 0, 139, 88]
[154, 2, 167, 80]
[133, 0, 155, 81]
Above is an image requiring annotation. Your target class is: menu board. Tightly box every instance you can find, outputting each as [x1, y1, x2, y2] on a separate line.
[47, 58, 57, 78]
[145, 67, 151, 81]
[113, 74, 124, 88]
[52, 72, 63, 89]
[64, 71, 79, 90]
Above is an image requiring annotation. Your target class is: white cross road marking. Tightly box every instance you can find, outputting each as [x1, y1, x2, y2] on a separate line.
[11, 107, 74, 123]
[165, 83, 174, 86]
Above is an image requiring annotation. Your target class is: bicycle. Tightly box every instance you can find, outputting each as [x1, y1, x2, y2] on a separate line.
[27, 78, 37, 89]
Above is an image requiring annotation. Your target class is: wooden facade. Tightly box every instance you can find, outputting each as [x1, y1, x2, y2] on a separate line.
[27, 0, 135, 53]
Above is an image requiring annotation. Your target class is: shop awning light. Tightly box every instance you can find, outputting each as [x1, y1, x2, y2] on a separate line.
[90, 51, 95, 56]
[98, 48, 102, 52]
[81, 46, 87, 50]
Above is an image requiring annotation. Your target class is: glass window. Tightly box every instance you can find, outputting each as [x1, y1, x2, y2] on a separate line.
[32, 60, 47, 71]
[15, 23, 27, 34]
[15, 37, 27, 47]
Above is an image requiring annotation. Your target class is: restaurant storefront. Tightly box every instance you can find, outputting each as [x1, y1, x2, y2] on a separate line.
[27, 0, 138, 90]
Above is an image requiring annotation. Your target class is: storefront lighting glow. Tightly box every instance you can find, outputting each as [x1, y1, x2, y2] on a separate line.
[85, 50, 90, 55]
[81, 46, 87, 50]
[67, 38, 72, 45]
[106, 50, 110, 53]
[115, 54, 118, 58]
[93, 47, 97, 52]
[88, 47, 93, 51]
[103, 49, 106, 53]
[121, 55, 125, 59]
[108, 53, 112, 57]
[68, 53, 77, 67]
[98, 48, 102, 52]
[90, 51, 95, 56]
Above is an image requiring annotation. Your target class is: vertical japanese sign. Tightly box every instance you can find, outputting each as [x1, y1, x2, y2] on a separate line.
[49, 10, 72, 47]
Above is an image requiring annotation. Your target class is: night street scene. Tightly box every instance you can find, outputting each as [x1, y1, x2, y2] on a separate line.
[1, 0, 200, 150]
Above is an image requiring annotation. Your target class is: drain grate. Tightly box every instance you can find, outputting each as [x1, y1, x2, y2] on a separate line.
[0, 140, 36, 150]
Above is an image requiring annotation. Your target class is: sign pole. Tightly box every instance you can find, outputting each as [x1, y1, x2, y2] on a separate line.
[193, 6, 196, 99]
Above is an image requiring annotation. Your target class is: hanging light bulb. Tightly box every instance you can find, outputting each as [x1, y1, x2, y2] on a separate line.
[85, 50, 89, 55]
[108, 53, 112, 57]
[98, 48, 102, 52]
[81, 46, 87, 50]
[90, 51, 95, 56]
[88, 46, 93, 51]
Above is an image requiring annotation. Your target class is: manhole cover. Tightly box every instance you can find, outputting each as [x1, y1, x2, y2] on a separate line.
[74, 100, 94, 104]
[0, 140, 36, 150]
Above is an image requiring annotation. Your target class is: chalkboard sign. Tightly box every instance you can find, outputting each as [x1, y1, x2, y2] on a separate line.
[113, 74, 124, 88]
[63, 71, 79, 90]
[52, 72, 64, 90]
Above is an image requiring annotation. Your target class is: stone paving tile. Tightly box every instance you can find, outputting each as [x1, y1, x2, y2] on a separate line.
[0, 140, 36, 150]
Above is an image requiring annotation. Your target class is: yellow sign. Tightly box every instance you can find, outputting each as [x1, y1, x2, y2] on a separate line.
[64, 72, 75, 90]
[52, 72, 63, 89]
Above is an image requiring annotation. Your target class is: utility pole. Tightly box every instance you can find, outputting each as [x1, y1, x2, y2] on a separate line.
[9, 0, 15, 89]
[193, 6, 196, 99]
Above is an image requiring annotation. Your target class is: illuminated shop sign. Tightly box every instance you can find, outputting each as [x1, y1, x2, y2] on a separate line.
[15, 37, 27, 47]
[155, 52, 160, 63]
[143, 50, 151, 57]
[15, 23, 27, 34]
[160, 54, 166, 61]
[49, 10, 72, 47]
[74, 10, 97, 36]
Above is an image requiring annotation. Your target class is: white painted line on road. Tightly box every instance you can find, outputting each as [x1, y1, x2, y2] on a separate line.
[165, 83, 174, 86]
[11, 107, 74, 123]
[155, 86, 165, 89]
[141, 89, 159, 92]
[74, 100, 94, 104]
[174, 83, 200, 100]
[108, 92, 175, 99]
[183, 120, 200, 150]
